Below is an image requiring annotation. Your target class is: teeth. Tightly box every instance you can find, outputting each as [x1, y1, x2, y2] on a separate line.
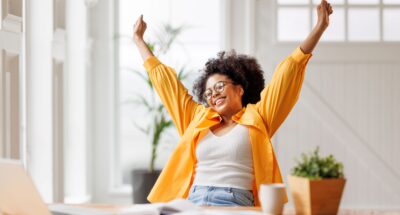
[215, 97, 224, 105]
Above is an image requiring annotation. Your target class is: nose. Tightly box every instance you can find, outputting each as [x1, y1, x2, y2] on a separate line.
[211, 90, 221, 98]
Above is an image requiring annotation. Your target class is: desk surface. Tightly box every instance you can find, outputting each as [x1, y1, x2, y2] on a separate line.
[73, 204, 400, 215]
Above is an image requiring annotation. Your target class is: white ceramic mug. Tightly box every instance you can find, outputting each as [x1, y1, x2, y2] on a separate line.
[258, 183, 286, 215]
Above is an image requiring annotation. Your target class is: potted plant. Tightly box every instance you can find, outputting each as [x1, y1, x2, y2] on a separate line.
[124, 24, 189, 203]
[288, 147, 346, 215]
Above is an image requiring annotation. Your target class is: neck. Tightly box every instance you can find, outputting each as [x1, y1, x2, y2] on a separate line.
[220, 106, 243, 124]
[221, 115, 234, 125]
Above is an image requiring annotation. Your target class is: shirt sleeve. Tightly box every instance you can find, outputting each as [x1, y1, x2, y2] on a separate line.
[144, 56, 201, 136]
[255, 47, 312, 137]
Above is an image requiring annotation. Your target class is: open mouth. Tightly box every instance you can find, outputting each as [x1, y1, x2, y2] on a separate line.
[214, 97, 226, 106]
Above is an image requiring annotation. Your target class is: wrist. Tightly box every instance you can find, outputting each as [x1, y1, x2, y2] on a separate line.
[315, 22, 328, 30]
[134, 36, 145, 45]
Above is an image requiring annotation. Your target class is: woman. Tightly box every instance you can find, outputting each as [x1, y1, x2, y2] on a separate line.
[133, 0, 333, 206]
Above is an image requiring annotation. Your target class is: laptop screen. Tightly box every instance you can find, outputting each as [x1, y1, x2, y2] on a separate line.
[0, 159, 51, 215]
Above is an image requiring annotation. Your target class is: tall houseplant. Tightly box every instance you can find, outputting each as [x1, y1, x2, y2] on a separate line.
[126, 24, 189, 203]
[288, 147, 346, 215]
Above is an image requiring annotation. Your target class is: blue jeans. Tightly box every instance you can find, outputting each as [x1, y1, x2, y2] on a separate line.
[187, 185, 254, 206]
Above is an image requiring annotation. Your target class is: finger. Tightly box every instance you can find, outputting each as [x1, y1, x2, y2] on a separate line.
[327, 3, 331, 11]
[134, 15, 142, 26]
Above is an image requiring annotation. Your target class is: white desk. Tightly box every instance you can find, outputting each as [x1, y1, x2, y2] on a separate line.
[56, 204, 400, 215]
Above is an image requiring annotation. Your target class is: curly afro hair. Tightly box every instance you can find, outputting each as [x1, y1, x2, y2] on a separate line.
[193, 50, 265, 106]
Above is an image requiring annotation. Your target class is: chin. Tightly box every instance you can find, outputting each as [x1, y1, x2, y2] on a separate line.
[212, 104, 229, 115]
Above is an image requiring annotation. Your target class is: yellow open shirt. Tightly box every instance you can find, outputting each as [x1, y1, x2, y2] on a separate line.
[144, 47, 312, 206]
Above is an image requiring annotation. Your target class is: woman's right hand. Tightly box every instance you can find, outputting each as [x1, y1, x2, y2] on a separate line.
[133, 15, 147, 44]
[132, 15, 154, 61]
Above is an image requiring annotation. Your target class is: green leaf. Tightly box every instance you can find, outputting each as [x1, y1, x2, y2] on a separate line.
[132, 121, 150, 134]
[291, 147, 344, 180]
[121, 67, 153, 89]
[147, 42, 156, 52]
[122, 94, 155, 112]
[155, 24, 189, 54]
[176, 65, 192, 81]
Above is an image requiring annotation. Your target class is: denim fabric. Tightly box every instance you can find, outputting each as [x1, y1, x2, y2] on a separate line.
[187, 185, 254, 206]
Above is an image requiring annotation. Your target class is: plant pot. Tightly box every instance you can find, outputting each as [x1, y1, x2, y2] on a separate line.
[288, 175, 346, 215]
[131, 169, 161, 203]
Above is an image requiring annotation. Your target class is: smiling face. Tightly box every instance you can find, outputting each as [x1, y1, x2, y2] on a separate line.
[205, 74, 244, 117]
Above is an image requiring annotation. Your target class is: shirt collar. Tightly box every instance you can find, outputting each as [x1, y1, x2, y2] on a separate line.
[197, 106, 264, 131]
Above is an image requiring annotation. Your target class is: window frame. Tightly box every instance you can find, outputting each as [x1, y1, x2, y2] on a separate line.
[275, 0, 400, 43]
[270, 0, 400, 64]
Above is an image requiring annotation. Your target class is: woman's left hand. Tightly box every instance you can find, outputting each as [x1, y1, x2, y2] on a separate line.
[316, 0, 333, 30]
[299, 0, 333, 53]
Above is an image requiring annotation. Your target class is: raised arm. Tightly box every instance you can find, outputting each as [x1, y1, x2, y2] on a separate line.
[133, 15, 154, 61]
[132, 15, 200, 136]
[255, 0, 332, 137]
[300, 0, 333, 54]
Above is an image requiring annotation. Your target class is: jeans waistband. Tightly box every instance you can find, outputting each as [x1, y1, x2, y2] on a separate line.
[191, 185, 252, 193]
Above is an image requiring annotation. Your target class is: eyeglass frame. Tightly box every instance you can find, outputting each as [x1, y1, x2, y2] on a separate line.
[203, 80, 235, 101]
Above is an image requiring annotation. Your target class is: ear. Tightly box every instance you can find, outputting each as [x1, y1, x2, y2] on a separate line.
[239, 86, 244, 96]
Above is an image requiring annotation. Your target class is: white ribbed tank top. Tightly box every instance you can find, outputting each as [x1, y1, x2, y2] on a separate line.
[193, 124, 254, 190]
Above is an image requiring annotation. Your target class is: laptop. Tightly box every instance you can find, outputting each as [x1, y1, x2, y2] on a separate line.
[0, 159, 111, 215]
[0, 159, 51, 215]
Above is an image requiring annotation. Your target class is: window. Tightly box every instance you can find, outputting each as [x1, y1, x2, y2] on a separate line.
[116, 0, 222, 189]
[277, 0, 400, 42]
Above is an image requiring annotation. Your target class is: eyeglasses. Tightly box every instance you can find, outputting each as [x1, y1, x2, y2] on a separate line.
[203, 81, 234, 101]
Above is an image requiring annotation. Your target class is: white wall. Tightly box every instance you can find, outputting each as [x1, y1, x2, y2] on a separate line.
[277, 63, 400, 208]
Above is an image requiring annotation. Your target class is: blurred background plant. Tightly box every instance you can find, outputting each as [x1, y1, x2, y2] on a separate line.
[291, 147, 344, 179]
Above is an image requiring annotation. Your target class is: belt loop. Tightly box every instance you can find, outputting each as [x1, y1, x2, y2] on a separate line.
[193, 185, 197, 193]
[229, 187, 233, 193]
